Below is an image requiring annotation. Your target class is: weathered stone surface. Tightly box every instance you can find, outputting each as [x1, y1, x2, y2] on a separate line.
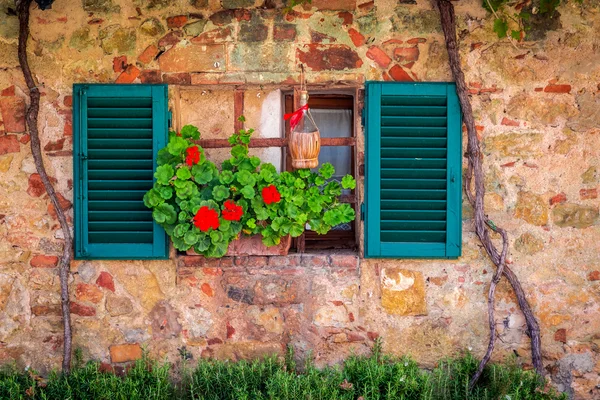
[222, 0, 254, 9]
[484, 133, 543, 157]
[311, 0, 356, 10]
[69, 27, 96, 51]
[183, 307, 212, 338]
[207, 342, 283, 361]
[552, 204, 599, 228]
[78, 262, 96, 283]
[139, 18, 165, 37]
[190, 0, 208, 7]
[0, 97, 25, 133]
[569, 92, 600, 132]
[106, 295, 133, 316]
[76, 283, 103, 304]
[183, 20, 207, 37]
[158, 43, 225, 73]
[99, 25, 136, 55]
[82, 0, 120, 13]
[381, 268, 426, 316]
[148, 301, 181, 339]
[506, 93, 578, 126]
[137, 44, 159, 64]
[0, 10, 18, 40]
[514, 233, 544, 254]
[515, 192, 548, 226]
[239, 23, 268, 42]
[248, 306, 283, 334]
[110, 344, 142, 363]
[229, 43, 291, 73]
[0, 135, 20, 155]
[297, 44, 363, 71]
[0, 155, 13, 172]
[273, 24, 296, 41]
[581, 167, 598, 184]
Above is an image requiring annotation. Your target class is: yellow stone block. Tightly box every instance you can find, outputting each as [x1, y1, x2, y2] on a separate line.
[381, 268, 427, 316]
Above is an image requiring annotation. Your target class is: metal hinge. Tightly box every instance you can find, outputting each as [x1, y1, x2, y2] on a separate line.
[360, 202, 365, 221]
[168, 111, 173, 128]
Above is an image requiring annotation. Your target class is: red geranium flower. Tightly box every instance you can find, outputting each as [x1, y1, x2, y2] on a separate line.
[193, 206, 220, 232]
[262, 185, 281, 205]
[222, 200, 243, 221]
[186, 146, 201, 167]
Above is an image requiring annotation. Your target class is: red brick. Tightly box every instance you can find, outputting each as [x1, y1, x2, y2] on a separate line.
[63, 95, 72, 107]
[330, 255, 358, 269]
[27, 174, 45, 197]
[0, 97, 26, 133]
[109, 344, 142, 363]
[226, 321, 235, 338]
[554, 328, 567, 343]
[407, 37, 427, 44]
[201, 282, 214, 297]
[273, 24, 297, 41]
[76, 283, 103, 304]
[310, 0, 357, 11]
[535, 87, 543, 92]
[162, 73, 191, 85]
[588, 271, 600, 281]
[347, 332, 364, 342]
[190, 27, 232, 44]
[63, 115, 72, 136]
[1, 86, 15, 96]
[348, 28, 365, 47]
[48, 193, 72, 218]
[44, 138, 66, 152]
[207, 338, 223, 345]
[70, 302, 96, 316]
[544, 84, 571, 94]
[30, 255, 59, 268]
[331, 300, 344, 306]
[388, 65, 414, 82]
[31, 305, 61, 316]
[393, 47, 419, 62]
[297, 44, 363, 71]
[501, 117, 519, 127]
[382, 71, 392, 81]
[158, 31, 183, 47]
[112, 56, 127, 73]
[358, 0, 374, 11]
[139, 69, 162, 84]
[167, 15, 188, 29]
[366, 46, 391, 68]
[0, 135, 20, 155]
[96, 271, 115, 292]
[138, 44, 159, 64]
[19, 134, 30, 144]
[348, 312, 355, 322]
[115, 65, 141, 84]
[203, 267, 223, 276]
[234, 9, 252, 22]
[501, 161, 516, 168]
[367, 331, 379, 341]
[549, 193, 567, 205]
[580, 188, 597, 200]
[337, 11, 353, 25]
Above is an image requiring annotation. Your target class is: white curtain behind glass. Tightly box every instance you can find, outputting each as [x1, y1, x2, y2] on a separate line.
[310, 109, 352, 178]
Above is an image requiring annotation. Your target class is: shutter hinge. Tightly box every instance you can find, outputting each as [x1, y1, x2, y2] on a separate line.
[360, 202, 365, 221]
[168, 111, 173, 128]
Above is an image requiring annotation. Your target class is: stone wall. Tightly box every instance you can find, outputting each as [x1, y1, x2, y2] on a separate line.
[0, 0, 599, 398]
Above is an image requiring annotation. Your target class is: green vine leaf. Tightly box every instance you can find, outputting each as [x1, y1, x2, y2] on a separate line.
[493, 18, 509, 38]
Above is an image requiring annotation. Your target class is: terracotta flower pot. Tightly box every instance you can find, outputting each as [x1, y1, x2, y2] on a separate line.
[186, 235, 291, 257]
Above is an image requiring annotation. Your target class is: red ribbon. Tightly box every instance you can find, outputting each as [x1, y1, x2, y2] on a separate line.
[284, 104, 309, 131]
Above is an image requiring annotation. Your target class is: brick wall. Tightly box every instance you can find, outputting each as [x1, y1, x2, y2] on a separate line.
[0, 0, 599, 397]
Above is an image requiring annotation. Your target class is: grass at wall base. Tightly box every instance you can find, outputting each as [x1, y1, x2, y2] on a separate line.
[0, 343, 565, 400]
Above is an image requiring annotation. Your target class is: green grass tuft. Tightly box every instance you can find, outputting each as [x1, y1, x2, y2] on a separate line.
[0, 345, 566, 400]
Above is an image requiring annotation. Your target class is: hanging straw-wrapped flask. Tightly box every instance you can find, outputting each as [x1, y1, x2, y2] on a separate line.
[287, 91, 320, 169]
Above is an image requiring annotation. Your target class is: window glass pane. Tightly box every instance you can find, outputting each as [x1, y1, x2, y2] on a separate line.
[311, 109, 352, 178]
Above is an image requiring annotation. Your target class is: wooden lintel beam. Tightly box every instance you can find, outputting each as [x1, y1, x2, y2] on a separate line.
[196, 137, 356, 148]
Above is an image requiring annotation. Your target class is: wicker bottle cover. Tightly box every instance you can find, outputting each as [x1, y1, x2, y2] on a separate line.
[289, 91, 320, 169]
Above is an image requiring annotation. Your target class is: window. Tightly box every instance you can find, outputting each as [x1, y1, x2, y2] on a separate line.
[284, 92, 358, 252]
[73, 84, 169, 260]
[364, 82, 462, 258]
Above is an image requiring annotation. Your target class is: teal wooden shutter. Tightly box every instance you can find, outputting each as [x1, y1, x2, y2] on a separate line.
[73, 84, 169, 259]
[364, 82, 462, 258]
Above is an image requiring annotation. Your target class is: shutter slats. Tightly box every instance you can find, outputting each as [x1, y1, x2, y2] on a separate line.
[74, 84, 168, 259]
[365, 82, 462, 258]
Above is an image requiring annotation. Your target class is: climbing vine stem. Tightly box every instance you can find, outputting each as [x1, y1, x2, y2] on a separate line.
[16, 0, 73, 374]
[435, 0, 543, 388]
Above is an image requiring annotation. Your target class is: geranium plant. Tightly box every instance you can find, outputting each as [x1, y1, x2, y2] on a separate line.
[143, 118, 356, 258]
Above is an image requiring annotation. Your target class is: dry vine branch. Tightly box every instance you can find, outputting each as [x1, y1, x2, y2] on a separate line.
[16, 0, 73, 374]
[435, 0, 543, 388]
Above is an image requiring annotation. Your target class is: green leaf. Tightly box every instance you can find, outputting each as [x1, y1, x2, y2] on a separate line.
[212, 185, 230, 202]
[157, 186, 174, 200]
[210, 230, 224, 242]
[240, 185, 256, 199]
[218, 218, 231, 232]
[540, 0, 560, 14]
[319, 163, 335, 179]
[176, 167, 192, 180]
[172, 236, 191, 251]
[167, 136, 189, 156]
[184, 230, 200, 245]
[510, 30, 521, 41]
[178, 211, 190, 223]
[157, 148, 178, 166]
[192, 162, 215, 184]
[155, 165, 174, 185]
[297, 169, 311, 178]
[315, 176, 325, 186]
[143, 189, 162, 208]
[250, 156, 261, 168]
[337, 203, 355, 223]
[294, 178, 306, 189]
[236, 170, 256, 187]
[207, 241, 228, 258]
[173, 223, 190, 238]
[246, 218, 256, 229]
[289, 223, 304, 237]
[341, 175, 356, 190]
[180, 125, 200, 140]
[194, 235, 211, 253]
[219, 170, 234, 185]
[255, 207, 269, 221]
[231, 144, 248, 159]
[153, 203, 177, 225]
[493, 18, 508, 38]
